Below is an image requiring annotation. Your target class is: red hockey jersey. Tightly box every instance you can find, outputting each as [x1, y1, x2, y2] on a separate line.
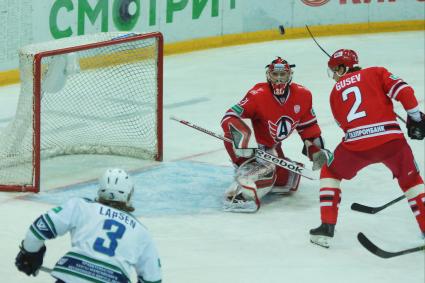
[222, 82, 321, 148]
[330, 66, 418, 151]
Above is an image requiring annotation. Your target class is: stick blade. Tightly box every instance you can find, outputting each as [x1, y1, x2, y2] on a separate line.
[357, 232, 425, 259]
[357, 233, 384, 257]
[351, 202, 377, 214]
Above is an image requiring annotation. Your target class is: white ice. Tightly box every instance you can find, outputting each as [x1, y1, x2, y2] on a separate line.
[0, 31, 424, 283]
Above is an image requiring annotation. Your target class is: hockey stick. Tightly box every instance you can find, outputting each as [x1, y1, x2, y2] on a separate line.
[357, 232, 425, 258]
[304, 25, 331, 58]
[171, 116, 317, 180]
[396, 113, 406, 124]
[351, 195, 406, 214]
[39, 266, 53, 273]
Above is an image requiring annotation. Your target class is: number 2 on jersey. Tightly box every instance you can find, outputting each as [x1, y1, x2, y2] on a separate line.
[342, 86, 366, 122]
[93, 219, 126, 256]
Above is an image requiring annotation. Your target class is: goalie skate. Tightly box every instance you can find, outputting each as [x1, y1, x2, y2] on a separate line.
[223, 193, 258, 213]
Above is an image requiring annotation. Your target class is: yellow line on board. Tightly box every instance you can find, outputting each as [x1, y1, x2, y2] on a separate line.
[0, 20, 423, 86]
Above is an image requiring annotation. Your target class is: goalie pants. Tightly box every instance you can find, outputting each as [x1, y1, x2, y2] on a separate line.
[319, 138, 425, 233]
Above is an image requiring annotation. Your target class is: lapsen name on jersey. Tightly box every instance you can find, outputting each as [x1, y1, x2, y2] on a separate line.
[335, 74, 361, 91]
[99, 206, 137, 229]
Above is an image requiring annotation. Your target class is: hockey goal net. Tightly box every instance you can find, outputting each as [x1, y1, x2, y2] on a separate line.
[0, 32, 163, 192]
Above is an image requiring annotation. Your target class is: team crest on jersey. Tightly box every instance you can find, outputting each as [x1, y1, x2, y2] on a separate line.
[294, 105, 300, 114]
[36, 219, 48, 231]
[268, 116, 295, 142]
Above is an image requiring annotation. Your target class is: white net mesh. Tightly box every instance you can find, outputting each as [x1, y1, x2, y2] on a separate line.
[0, 32, 161, 189]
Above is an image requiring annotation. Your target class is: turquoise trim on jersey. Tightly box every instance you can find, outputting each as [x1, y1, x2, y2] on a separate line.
[231, 104, 244, 115]
[44, 214, 57, 236]
[53, 267, 104, 283]
[67, 252, 124, 273]
[29, 226, 44, 240]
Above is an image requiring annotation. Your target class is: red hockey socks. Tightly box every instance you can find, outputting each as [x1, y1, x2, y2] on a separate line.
[404, 183, 425, 233]
[319, 178, 342, 225]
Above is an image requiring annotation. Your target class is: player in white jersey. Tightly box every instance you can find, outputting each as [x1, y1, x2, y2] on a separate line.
[15, 168, 162, 283]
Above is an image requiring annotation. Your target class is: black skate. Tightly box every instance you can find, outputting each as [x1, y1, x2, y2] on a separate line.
[310, 223, 335, 248]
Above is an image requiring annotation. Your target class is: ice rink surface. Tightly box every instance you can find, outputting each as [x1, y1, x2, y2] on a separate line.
[0, 31, 424, 282]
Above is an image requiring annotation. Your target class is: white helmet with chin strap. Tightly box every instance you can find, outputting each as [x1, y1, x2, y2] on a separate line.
[97, 168, 135, 208]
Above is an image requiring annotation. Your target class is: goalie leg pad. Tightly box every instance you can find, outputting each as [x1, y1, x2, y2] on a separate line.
[272, 165, 302, 194]
[223, 182, 259, 213]
[223, 185, 259, 213]
[236, 158, 276, 201]
[223, 158, 276, 212]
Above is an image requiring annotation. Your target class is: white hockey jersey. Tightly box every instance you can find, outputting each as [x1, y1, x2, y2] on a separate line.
[24, 197, 162, 283]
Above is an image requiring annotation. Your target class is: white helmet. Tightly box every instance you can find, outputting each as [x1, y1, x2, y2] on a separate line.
[97, 168, 134, 206]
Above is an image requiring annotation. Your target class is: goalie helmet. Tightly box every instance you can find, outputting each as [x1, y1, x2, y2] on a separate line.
[266, 57, 295, 96]
[97, 168, 134, 207]
[328, 49, 359, 70]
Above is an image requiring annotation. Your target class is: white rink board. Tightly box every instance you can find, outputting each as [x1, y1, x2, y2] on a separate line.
[0, 31, 424, 283]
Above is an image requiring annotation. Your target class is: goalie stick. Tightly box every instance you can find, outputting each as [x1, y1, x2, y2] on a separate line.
[351, 195, 406, 214]
[357, 232, 425, 258]
[170, 116, 317, 180]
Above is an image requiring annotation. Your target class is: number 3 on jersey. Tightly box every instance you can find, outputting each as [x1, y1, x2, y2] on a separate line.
[342, 86, 366, 122]
[93, 219, 126, 256]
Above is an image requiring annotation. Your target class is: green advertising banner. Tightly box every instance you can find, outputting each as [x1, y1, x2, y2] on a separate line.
[0, 0, 424, 74]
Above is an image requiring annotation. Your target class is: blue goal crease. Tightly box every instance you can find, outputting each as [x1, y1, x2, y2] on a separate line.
[25, 161, 233, 217]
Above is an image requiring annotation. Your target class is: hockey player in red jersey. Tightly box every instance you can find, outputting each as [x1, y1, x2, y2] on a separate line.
[221, 57, 331, 212]
[310, 49, 425, 248]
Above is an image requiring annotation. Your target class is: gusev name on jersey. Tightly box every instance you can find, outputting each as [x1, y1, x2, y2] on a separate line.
[330, 66, 419, 151]
[222, 82, 321, 148]
[25, 197, 161, 283]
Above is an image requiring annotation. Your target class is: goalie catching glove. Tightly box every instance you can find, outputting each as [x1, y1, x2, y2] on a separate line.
[15, 242, 46, 276]
[302, 136, 333, 170]
[406, 111, 425, 140]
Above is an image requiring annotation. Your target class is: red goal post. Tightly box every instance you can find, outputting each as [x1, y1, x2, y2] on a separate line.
[0, 32, 163, 192]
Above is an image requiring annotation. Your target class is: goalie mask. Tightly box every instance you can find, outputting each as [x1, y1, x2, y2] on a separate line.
[266, 57, 295, 97]
[97, 168, 134, 208]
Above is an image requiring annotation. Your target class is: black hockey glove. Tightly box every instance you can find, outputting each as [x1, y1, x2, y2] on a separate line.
[15, 242, 46, 276]
[406, 112, 425, 140]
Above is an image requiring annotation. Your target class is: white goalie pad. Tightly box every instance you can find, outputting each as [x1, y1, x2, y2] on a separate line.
[271, 170, 301, 194]
[236, 158, 276, 200]
[223, 158, 276, 213]
[223, 183, 258, 213]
